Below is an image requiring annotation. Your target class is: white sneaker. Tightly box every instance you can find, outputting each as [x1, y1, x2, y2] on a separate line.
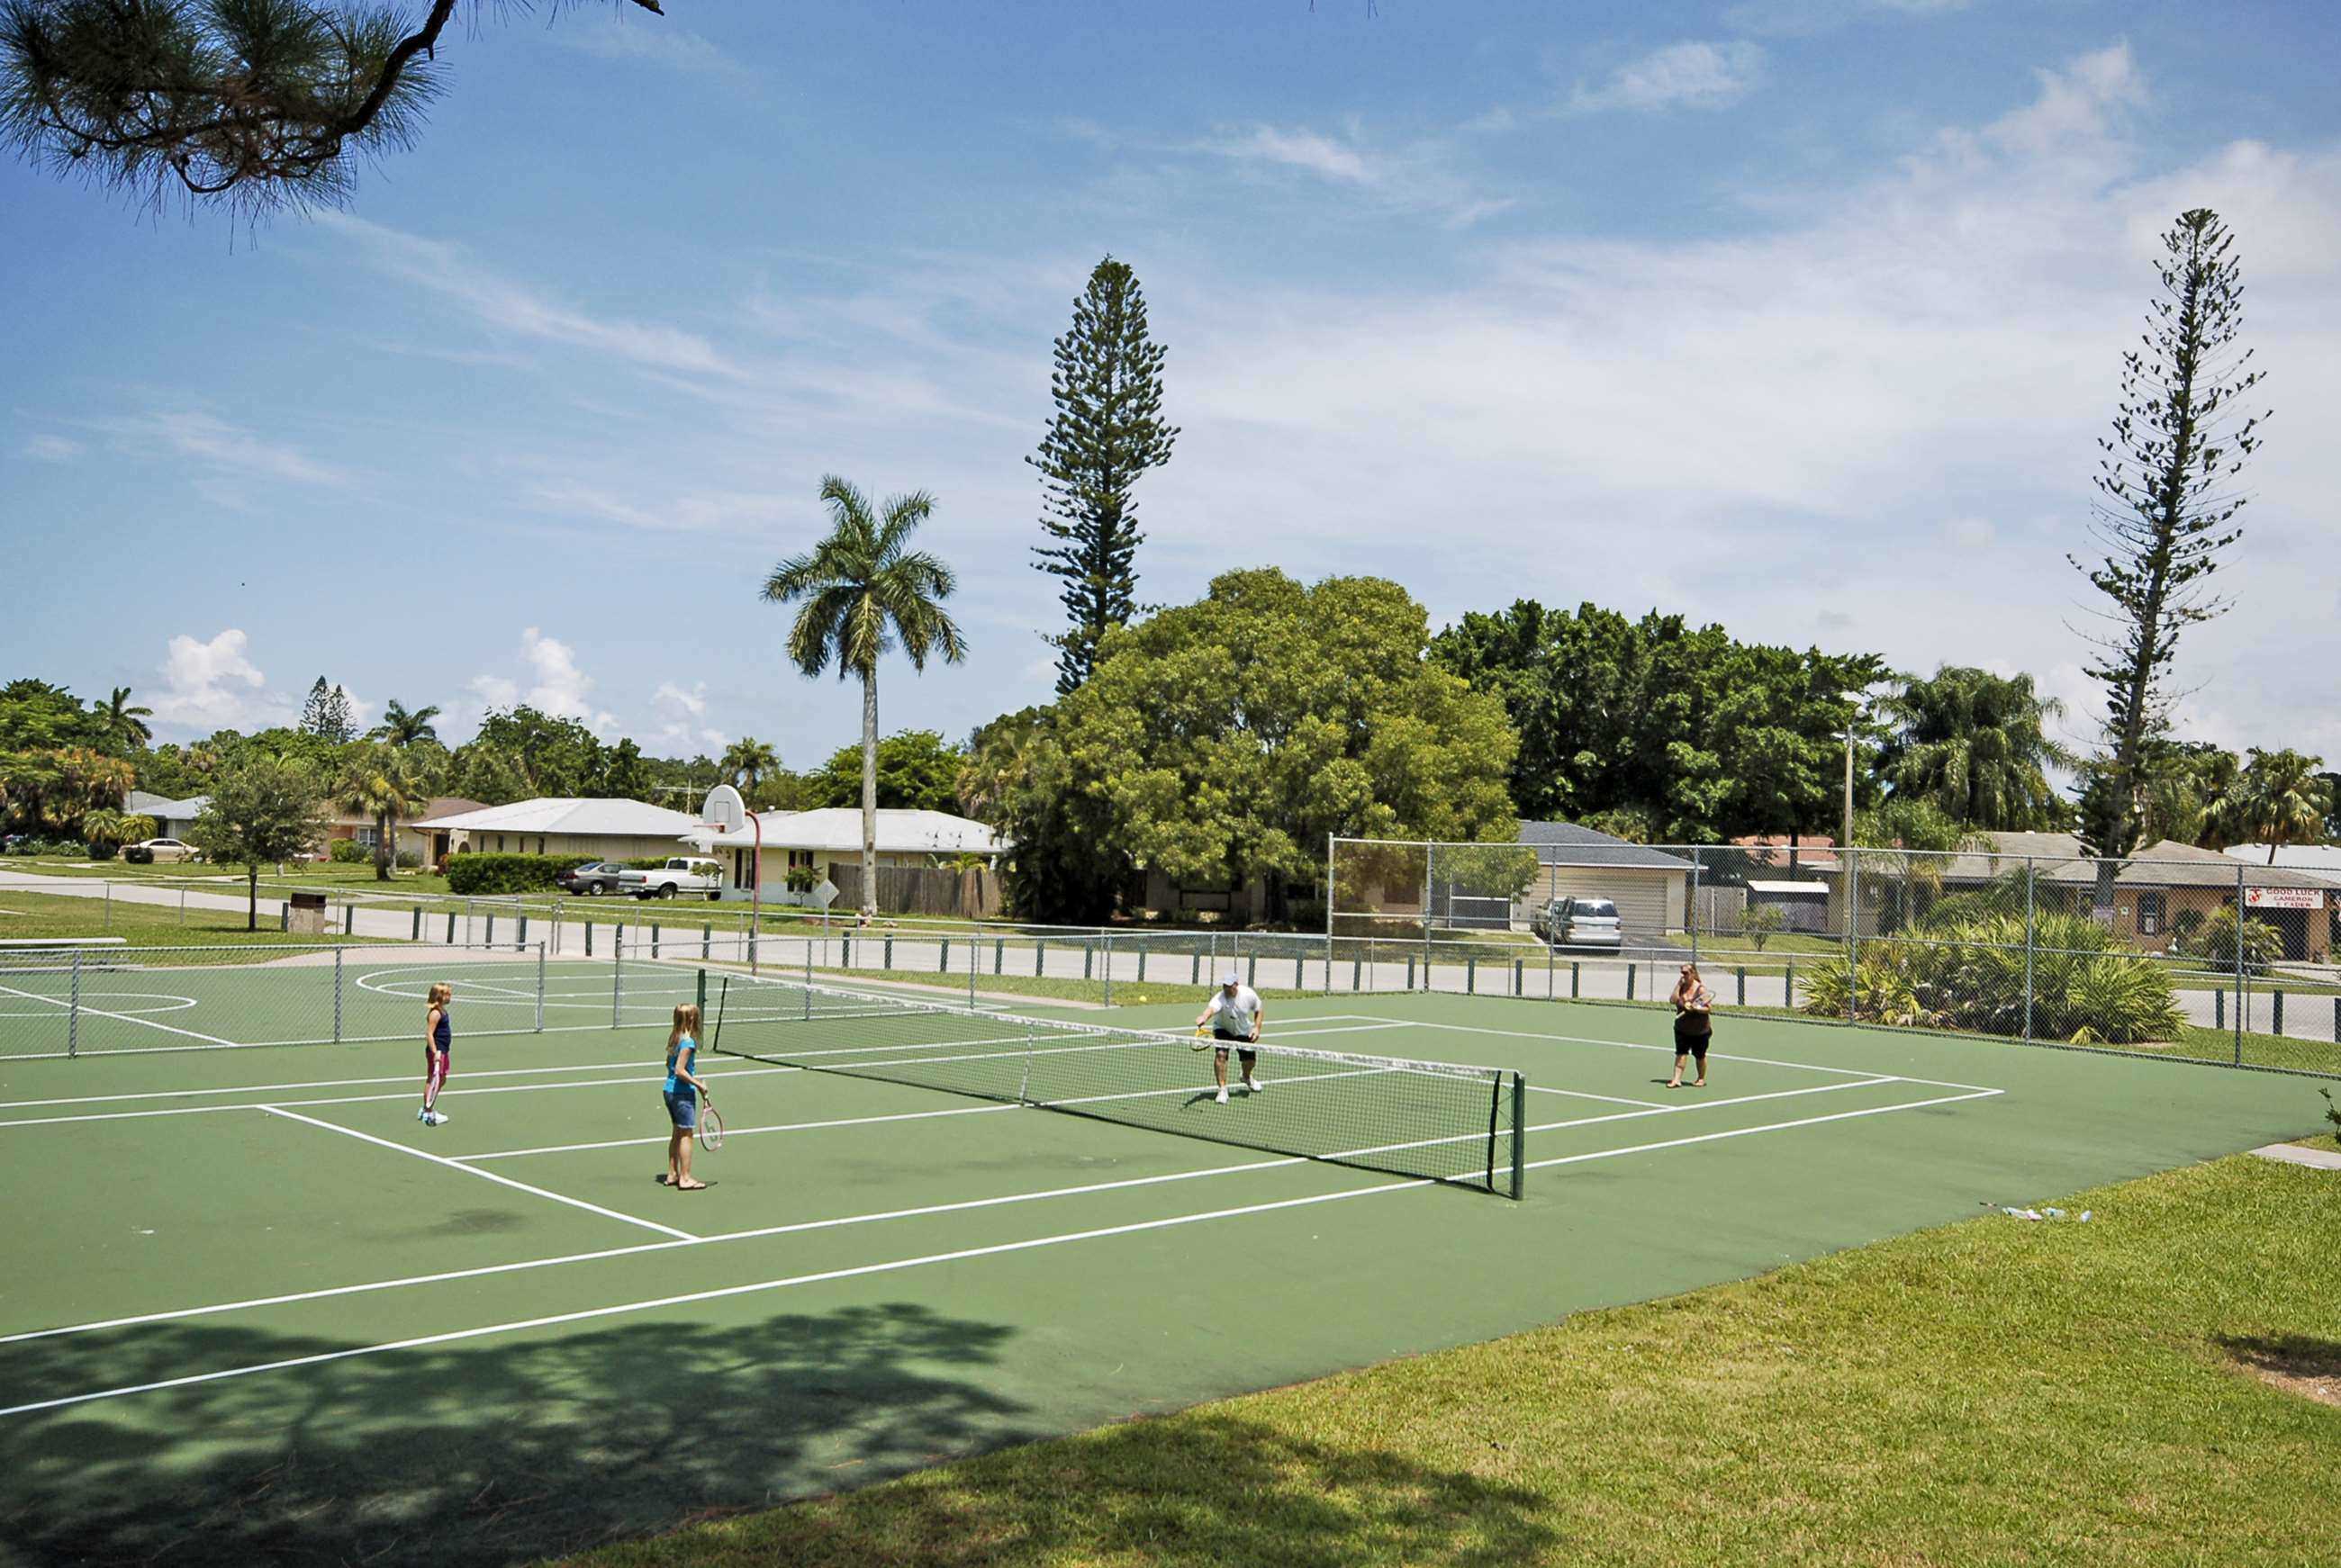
[1243, 1078, 1263, 1094]
[428, 1111, 448, 1126]
[416, 1107, 428, 1122]
[1214, 1087, 1229, 1104]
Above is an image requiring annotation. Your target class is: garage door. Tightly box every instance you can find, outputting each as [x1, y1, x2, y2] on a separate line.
[1535, 867, 1678, 935]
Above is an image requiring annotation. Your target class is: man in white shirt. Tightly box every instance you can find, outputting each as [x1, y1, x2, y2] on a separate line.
[1195, 970, 1266, 1104]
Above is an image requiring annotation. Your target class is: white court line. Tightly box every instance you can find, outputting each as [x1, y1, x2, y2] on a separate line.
[1523, 1087, 2003, 1171]
[0, 981, 237, 1049]
[0, 1084, 2005, 1417]
[462, 1101, 1023, 1159]
[0, 1052, 779, 1113]
[258, 1106, 696, 1242]
[1525, 1085, 1671, 1108]
[1363, 1014, 2002, 1095]
[3, 1076, 1952, 1350]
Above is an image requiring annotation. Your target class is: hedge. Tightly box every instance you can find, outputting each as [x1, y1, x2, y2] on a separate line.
[446, 853, 586, 896]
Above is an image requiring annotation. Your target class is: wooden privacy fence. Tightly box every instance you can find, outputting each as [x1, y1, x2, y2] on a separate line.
[831, 864, 1002, 919]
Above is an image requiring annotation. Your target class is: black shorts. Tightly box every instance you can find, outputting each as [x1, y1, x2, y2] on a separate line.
[1213, 1032, 1258, 1057]
[1672, 1023, 1711, 1059]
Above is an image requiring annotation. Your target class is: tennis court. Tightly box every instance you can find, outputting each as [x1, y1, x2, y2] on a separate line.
[0, 960, 2318, 1566]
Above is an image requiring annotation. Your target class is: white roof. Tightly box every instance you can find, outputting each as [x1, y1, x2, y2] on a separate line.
[2225, 844, 2341, 884]
[409, 798, 702, 836]
[1747, 879, 1831, 896]
[682, 807, 1004, 856]
[125, 790, 208, 817]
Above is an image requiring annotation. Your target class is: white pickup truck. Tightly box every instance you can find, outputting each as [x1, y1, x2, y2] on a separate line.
[619, 856, 727, 901]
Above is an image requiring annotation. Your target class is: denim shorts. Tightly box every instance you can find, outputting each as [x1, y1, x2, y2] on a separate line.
[664, 1089, 697, 1131]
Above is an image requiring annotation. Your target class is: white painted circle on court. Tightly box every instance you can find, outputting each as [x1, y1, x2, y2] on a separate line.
[0, 990, 198, 1018]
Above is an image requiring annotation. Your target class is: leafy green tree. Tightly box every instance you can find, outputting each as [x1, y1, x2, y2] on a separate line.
[2131, 740, 2243, 849]
[999, 571, 1519, 924]
[95, 685, 152, 751]
[189, 757, 330, 928]
[594, 737, 651, 801]
[2229, 748, 2331, 863]
[958, 707, 1045, 825]
[335, 743, 431, 881]
[456, 706, 605, 798]
[77, 806, 131, 859]
[1430, 599, 1884, 843]
[0, 0, 670, 218]
[369, 698, 442, 748]
[763, 475, 966, 918]
[1030, 257, 1179, 694]
[1875, 666, 2073, 830]
[0, 678, 95, 752]
[808, 731, 965, 815]
[2073, 209, 2269, 913]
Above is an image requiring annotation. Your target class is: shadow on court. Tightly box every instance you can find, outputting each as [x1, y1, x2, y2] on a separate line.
[0, 1303, 1033, 1567]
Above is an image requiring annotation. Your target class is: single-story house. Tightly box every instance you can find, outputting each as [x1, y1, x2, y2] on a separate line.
[123, 790, 209, 840]
[682, 807, 1006, 916]
[1516, 822, 1696, 935]
[322, 796, 487, 863]
[408, 798, 710, 870]
[1834, 831, 2334, 961]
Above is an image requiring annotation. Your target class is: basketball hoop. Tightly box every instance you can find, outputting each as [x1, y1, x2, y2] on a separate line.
[700, 784, 761, 973]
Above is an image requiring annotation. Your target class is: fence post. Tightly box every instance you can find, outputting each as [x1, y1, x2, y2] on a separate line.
[2235, 859, 2247, 1066]
[447, 909, 456, 944]
[1626, 963, 1635, 1001]
[1737, 966, 1746, 1006]
[536, 942, 547, 1033]
[344, 902, 355, 936]
[1689, 848, 1702, 966]
[703, 923, 712, 962]
[1466, 956, 1477, 994]
[105, 879, 112, 931]
[68, 949, 80, 1058]
[1513, 956, 1523, 996]
[1845, 846, 1860, 1023]
[333, 947, 344, 1042]
[585, 919, 594, 958]
[612, 927, 624, 1029]
[1106, 936, 1116, 1007]
[883, 934, 893, 969]
[1137, 942, 1148, 984]
[2332, 996, 2339, 1044]
[1082, 943, 1093, 981]
[1571, 960, 1580, 999]
[411, 906, 421, 942]
[939, 937, 951, 975]
[485, 913, 495, 948]
[1246, 953, 1258, 989]
[2023, 858, 2037, 1041]
[517, 915, 528, 952]
[995, 937, 1005, 975]
[1406, 954, 1415, 989]
[2273, 989, 2284, 1038]
[1785, 962, 1794, 1008]
[2215, 987, 2226, 1030]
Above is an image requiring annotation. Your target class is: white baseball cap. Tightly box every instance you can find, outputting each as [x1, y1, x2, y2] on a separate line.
[1221, 971, 1241, 986]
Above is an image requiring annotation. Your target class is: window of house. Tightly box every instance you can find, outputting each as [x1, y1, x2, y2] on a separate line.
[495, 834, 506, 852]
[354, 826, 380, 850]
[2138, 891, 2165, 936]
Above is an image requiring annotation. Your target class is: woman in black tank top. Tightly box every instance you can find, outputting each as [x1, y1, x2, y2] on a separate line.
[1667, 963, 1713, 1089]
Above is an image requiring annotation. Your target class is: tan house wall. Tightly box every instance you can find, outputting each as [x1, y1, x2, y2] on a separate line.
[447, 831, 696, 862]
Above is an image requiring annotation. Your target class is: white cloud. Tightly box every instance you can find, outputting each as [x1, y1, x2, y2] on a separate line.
[1207, 126, 1379, 185]
[651, 680, 728, 755]
[1944, 517, 1997, 549]
[548, 13, 739, 74]
[462, 628, 619, 737]
[1180, 123, 1517, 228]
[1568, 41, 1767, 115]
[95, 410, 348, 488]
[319, 215, 742, 382]
[149, 629, 280, 732]
[21, 435, 81, 462]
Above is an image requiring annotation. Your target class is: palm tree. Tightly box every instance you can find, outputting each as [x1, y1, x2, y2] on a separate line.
[96, 687, 154, 751]
[720, 737, 780, 794]
[2231, 748, 2332, 864]
[1876, 666, 2075, 831]
[337, 743, 433, 881]
[763, 476, 966, 918]
[370, 698, 443, 749]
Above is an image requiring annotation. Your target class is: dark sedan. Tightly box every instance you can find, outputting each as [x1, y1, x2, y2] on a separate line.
[556, 861, 630, 896]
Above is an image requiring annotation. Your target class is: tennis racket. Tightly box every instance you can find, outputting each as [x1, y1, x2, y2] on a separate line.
[1190, 1023, 1215, 1052]
[697, 1095, 725, 1152]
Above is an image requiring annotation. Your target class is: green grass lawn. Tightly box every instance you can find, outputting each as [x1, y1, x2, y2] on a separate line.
[0, 887, 398, 960]
[564, 1149, 2341, 1568]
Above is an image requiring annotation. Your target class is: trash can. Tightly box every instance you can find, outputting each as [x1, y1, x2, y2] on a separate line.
[290, 890, 329, 935]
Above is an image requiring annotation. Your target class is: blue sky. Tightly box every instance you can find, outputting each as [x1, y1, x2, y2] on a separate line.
[3, 0, 2336, 773]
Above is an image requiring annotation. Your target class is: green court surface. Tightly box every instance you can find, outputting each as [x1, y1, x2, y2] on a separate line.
[0, 977, 2322, 1566]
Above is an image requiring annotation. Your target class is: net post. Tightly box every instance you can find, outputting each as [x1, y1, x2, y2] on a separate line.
[537, 942, 547, 1032]
[612, 926, 625, 1030]
[1510, 1072, 1526, 1201]
[1104, 933, 1114, 1007]
[333, 947, 344, 1043]
[805, 941, 814, 1021]
[68, 948, 81, 1059]
[970, 933, 979, 1011]
[696, 967, 708, 1016]
[1845, 846, 1860, 1023]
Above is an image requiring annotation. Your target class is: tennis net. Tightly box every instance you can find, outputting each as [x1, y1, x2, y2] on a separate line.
[700, 969, 1526, 1197]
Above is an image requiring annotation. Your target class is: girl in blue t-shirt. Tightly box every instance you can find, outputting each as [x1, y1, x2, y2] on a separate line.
[660, 1003, 710, 1191]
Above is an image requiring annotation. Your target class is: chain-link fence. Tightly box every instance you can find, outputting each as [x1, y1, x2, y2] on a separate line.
[1332, 837, 2341, 1077]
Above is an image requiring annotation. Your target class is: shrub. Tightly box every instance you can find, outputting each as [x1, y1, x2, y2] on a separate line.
[782, 864, 824, 892]
[2177, 906, 2282, 977]
[446, 853, 582, 896]
[1740, 903, 1784, 951]
[626, 857, 674, 870]
[394, 848, 422, 870]
[2173, 906, 2208, 942]
[122, 844, 154, 864]
[328, 839, 370, 863]
[1803, 908, 2183, 1045]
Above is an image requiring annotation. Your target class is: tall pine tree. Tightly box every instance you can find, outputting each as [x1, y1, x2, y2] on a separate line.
[1029, 257, 1179, 695]
[299, 677, 357, 743]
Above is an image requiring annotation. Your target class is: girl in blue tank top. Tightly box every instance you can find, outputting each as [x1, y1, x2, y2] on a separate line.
[661, 1003, 710, 1190]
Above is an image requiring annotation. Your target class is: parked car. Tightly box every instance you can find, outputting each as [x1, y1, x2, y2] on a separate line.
[619, 856, 726, 901]
[556, 860, 632, 897]
[125, 838, 203, 864]
[1534, 895, 1623, 950]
